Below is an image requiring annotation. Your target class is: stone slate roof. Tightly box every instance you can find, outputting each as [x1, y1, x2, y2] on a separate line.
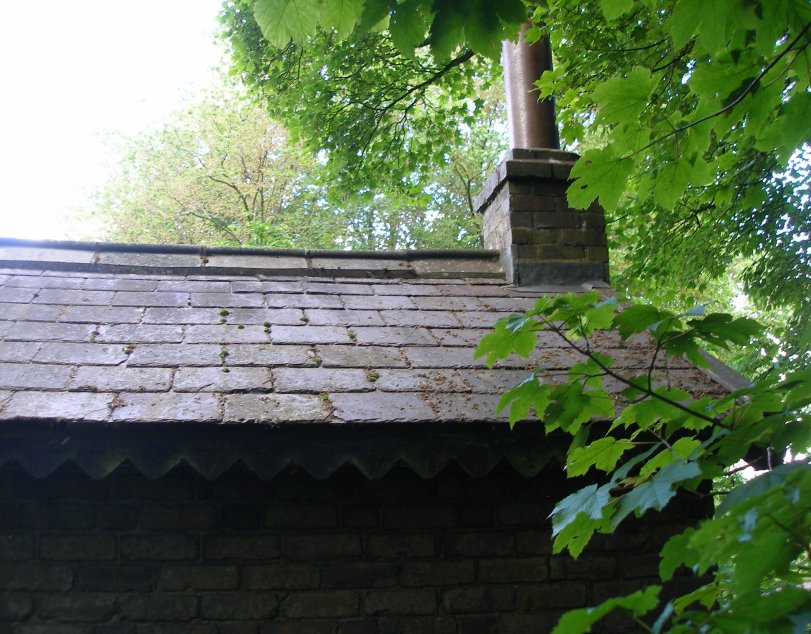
[0, 239, 739, 479]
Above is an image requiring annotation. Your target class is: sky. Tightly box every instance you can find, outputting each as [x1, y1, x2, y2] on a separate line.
[0, 0, 225, 240]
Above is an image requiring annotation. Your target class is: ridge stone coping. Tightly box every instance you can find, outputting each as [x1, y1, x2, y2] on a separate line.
[0, 238, 502, 279]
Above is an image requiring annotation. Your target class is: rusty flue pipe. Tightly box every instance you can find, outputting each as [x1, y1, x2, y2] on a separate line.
[502, 23, 560, 149]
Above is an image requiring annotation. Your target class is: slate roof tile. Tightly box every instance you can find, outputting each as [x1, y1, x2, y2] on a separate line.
[224, 394, 330, 423]
[34, 343, 128, 366]
[270, 325, 351, 345]
[111, 392, 221, 423]
[4, 391, 113, 421]
[184, 325, 269, 344]
[173, 367, 272, 393]
[5, 322, 96, 342]
[351, 327, 435, 347]
[0, 341, 41, 363]
[70, 367, 174, 392]
[224, 344, 312, 367]
[143, 307, 221, 325]
[273, 368, 372, 393]
[0, 303, 63, 321]
[304, 309, 384, 327]
[60, 306, 144, 324]
[317, 345, 407, 369]
[0, 363, 72, 390]
[97, 324, 184, 344]
[112, 291, 189, 307]
[330, 392, 434, 423]
[0, 287, 41, 303]
[380, 310, 461, 328]
[266, 294, 343, 309]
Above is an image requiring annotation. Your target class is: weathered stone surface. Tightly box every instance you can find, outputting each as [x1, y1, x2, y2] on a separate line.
[426, 393, 505, 421]
[0, 363, 72, 390]
[331, 392, 434, 422]
[5, 321, 94, 342]
[191, 292, 263, 308]
[0, 287, 39, 303]
[342, 295, 416, 310]
[111, 392, 221, 423]
[411, 296, 484, 311]
[352, 327, 435, 347]
[34, 343, 128, 365]
[60, 305, 144, 324]
[231, 280, 302, 293]
[224, 394, 330, 423]
[70, 367, 173, 392]
[301, 282, 373, 295]
[226, 308, 304, 325]
[83, 277, 158, 291]
[0, 341, 41, 362]
[185, 325, 269, 344]
[112, 291, 189, 307]
[96, 324, 184, 343]
[428, 328, 483, 347]
[1, 392, 112, 421]
[157, 279, 230, 292]
[273, 368, 371, 393]
[305, 309, 384, 326]
[266, 293, 343, 309]
[317, 345, 407, 368]
[127, 344, 223, 367]
[380, 310, 461, 328]
[96, 251, 201, 269]
[403, 347, 488, 369]
[271, 325, 350, 344]
[225, 344, 312, 367]
[34, 289, 115, 305]
[174, 367, 272, 392]
[0, 302, 63, 321]
[143, 307, 221, 324]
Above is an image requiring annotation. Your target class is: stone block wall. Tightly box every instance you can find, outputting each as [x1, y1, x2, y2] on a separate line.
[0, 460, 701, 633]
[476, 149, 609, 286]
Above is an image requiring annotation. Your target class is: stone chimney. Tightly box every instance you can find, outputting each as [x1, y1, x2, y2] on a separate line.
[475, 148, 609, 287]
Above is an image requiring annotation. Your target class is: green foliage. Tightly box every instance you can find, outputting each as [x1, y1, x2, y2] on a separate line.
[529, 0, 811, 372]
[475, 292, 811, 633]
[91, 83, 342, 248]
[221, 1, 508, 195]
[92, 79, 489, 250]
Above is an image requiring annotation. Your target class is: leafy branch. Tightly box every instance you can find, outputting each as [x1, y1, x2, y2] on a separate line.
[475, 291, 811, 633]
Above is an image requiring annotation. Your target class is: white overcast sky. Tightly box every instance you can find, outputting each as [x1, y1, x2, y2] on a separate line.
[0, 0, 225, 240]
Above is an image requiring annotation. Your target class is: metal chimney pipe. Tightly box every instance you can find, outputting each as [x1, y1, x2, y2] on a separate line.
[502, 23, 560, 149]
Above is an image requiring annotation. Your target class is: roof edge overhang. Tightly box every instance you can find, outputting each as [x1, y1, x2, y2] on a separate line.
[0, 421, 564, 482]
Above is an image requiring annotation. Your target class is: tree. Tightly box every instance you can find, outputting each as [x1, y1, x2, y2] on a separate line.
[94, 84, 342, 248]
[232, 0, 809, 373]
[245, 1, 811, 631]
[220, 0, 508, 193]
[93, 81, 501, 250]
[474, 293, 811, 633]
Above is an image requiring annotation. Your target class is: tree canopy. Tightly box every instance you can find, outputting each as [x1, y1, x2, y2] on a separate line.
[93, 81, 500, 250]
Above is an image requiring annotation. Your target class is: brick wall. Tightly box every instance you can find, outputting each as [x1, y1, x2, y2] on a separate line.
[0, 460, 701, 633]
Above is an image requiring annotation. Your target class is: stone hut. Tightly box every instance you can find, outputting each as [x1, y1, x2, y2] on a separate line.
[0, 150, 738, 633]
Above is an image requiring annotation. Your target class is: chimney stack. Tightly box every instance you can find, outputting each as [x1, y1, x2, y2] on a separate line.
[477, 28, 609, 287]
[476, 149, 609, 287]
